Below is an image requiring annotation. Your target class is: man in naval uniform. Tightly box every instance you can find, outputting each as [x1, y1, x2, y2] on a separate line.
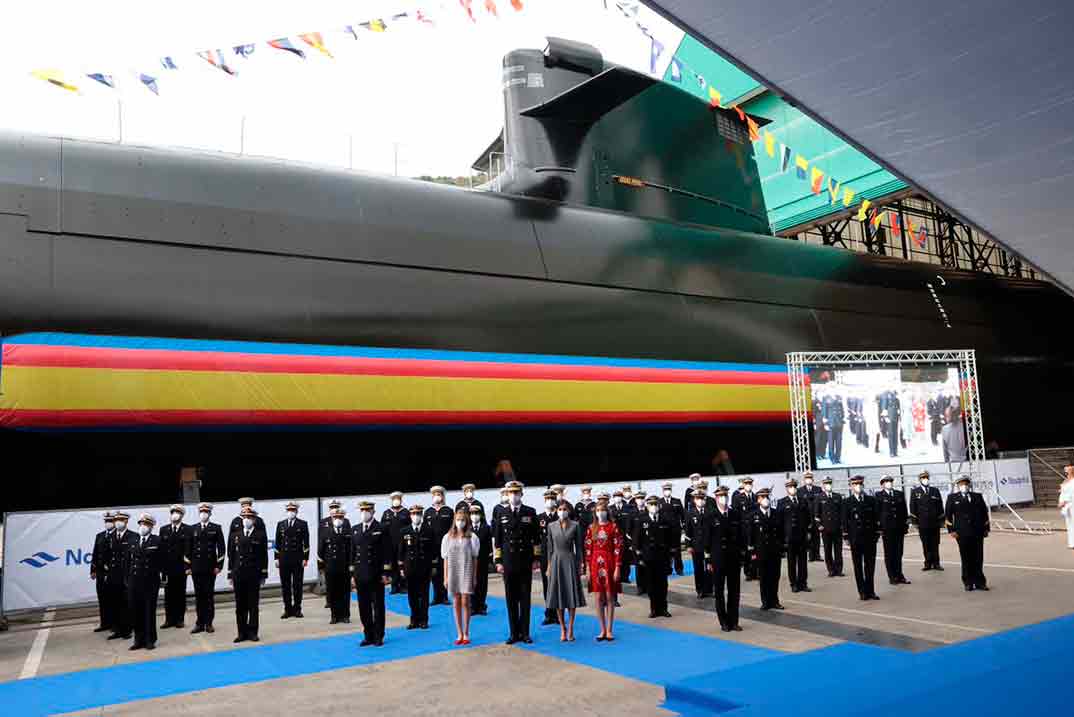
[275, 500, 310, 619]
[90, 511, 115, 633]
[159, 504, 192, 629]
[909, 470, 945, 571]
[493, 480, 540, 644]
[188, 502, 225, 634]
[352, 500, 393, 646]
[382, 492, 410, 595]
[945, 475, 990, 591]
[877, 476, 911, 585]
[229, 506, 268, 642]
[842, 475, 880, 600]
[126, 513, 164, 650]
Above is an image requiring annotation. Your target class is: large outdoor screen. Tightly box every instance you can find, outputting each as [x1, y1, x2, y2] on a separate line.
[808, 366, 966, 469]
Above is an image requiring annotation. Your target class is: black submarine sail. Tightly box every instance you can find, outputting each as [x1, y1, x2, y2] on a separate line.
[0, 38, 1070, 506]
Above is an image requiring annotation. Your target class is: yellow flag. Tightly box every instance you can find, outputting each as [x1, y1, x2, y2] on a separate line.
[31, 69, 78, 93]
[842, 187, 856, 207]
[827, 178, 842, 204]
[856, 199, 872, 222]
[708, 86, 721, 107]
[763, 129, 776, 157]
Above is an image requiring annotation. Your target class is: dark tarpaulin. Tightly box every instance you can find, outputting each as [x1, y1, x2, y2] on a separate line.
[642, 0, 1074, 293]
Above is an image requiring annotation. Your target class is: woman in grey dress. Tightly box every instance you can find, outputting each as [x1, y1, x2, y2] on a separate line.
[442, 509, 480, 645]
[545, 500, 587, 641]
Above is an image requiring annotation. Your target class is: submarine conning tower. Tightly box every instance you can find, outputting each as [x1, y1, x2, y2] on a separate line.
[473, 37, 772, 234]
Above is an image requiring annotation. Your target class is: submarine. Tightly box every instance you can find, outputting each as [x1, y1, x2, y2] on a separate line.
[0, 38, 1069, 510]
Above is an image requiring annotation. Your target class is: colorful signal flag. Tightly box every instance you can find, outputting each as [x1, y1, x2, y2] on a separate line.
[914, 227, 928, 248]
[810, 167, 824, 194]
[461, 0, 476, 22]
[827, 177, 841, 204]
[160, 57, 178, 70]
[889, 211, 902, 237]
[233, 44, 256, 58]
[198, 49, 237, 75]
[708, 86, 721, 107]
[746, 116, 760, 142]
[856, 199, 872, 221]
[732, 105, 745, 122]
[269, 38, 305, 59]
[138, 73, 159, 95]
[795, 155, 809, 180]
[780, 144, 792, 172]
[300, 33, 333, 58]
[511, 0, 523, 8]
[649, 35, 664, 74]
[485, 0, 499, 17]
[86, 73, 114, 88]
[670, 59, 682, 82]
[842, 187, 856, 207]
[763, 130, 776, 158]
[360, 19, 387, 32]
[31, 69, 78, 92]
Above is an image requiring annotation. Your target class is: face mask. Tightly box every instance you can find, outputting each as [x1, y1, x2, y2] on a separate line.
[471, 516, 481, 528]
[663, 489, 672, 498]
[361, 511, 373, 523]
[500, 495, 509, 505]
[613, 497, 623, 506]
[717, 496, 728, 508]
[557, 510, 569, 521]
[692, 478, 700, 486]
[115, 520, 127, 531]
[139, 525, 150, 536]
[432, 494, 443, 505]
[287, 510, 297, 519]
[882, 484, 892, 491]
[411, 516, 422, 527]
[823, 485, 832, 493]
[623, 492, 633, 500]
[852, 485, 863, 495]
[105, 522, 115, 530]
[243, 518, 254, 529]
[392, 498, 402, 507]
[464, 491, 474, 500]
[804, 478, 814, 486]
[635, 499, 645, 508]
[959, 485, 969, 494]
[920, 479, 930, 486]
[760, 498, 770, 509]
[787, 487, 797, 496]
[596, 511, 608, 522]
[545, 500, 555, 510]
[170, 512, 182, 523]
[333, 518, 343, 528]
[455, 520, 467, 530]
[582, 494, 591, 501]
[510, 494, 522, 506]
[647, 506, 658, 516]
[694, 500, 705, 509]
[199, 512, 210, 523]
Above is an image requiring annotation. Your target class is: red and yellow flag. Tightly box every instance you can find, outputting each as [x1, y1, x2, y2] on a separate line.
[810, 167, 824, 194]
[300, 33, 333, 58]
[708, 86, 721, 107]
[746, 116, 760, 142]
[732, 105, 745, 122]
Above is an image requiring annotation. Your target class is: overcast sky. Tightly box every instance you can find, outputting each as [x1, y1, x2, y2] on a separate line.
[0, 0, 682, 177]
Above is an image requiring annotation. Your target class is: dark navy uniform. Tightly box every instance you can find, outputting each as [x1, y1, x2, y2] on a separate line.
[778, 491, 812, 592]
[158, 517, 192, 628]
[842, 489, 880, 599]
[574, 497, 596, 532]
[275, 513, 311, 617]
[633, 505, 676, 617]
[702, 501, 743, 631]
[381, 505, 411, 594]
[910, 480, 946, 570]
[90, 522, 115, 632]
[492, 498, 540, 643]
[187, 517, 225, 631]
[471, 514, 493, 614]
[228, 520, 269, 641]
[537, 505, 559, 623]
[398, 515, 438, 628]
[813, 487, 845, 576]
[658, 490, 686, 575]
[945, 484, 990, 590]
[318, 512, 350, 607]
[351, 518, 392, 645]
[424, 503, 454, 605]
[229, 512, 266, 540]
[744, 501, 784, 610]
[684, 497, 712, 597]
[876, 484, 910, 584]
[126, 528, 164, 649]
[732, 486, 758, 579]
[800, 481, 824, 561]
[106, 526, 138, 639]
[455, 497, 485, 515]
[319, 520, 353, 622]
[619, 498, 638, 584]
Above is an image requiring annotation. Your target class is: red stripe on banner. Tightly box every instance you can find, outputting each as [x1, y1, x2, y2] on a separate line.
[0, 409, 791, 428]
[2, 345, 788, 386]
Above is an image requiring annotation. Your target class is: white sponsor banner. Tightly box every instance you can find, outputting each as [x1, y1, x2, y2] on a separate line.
[2, 498, 319, 613]
[992, 457, 1034, 504]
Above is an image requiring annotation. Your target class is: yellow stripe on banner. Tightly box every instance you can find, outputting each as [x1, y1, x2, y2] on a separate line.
[0, 367, 790, 413]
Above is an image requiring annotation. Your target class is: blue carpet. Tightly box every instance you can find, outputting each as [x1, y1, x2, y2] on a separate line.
[0, 589, 774, 716]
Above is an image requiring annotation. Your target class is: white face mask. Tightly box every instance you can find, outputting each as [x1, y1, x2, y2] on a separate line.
[663, 489, 672, 498]
[170, 512, 182, 523]
[392, 498, 402, 507]
[545, 499, 555, 510]
[286, 510, 297, 520]
[647, 506, 658, 516]
[115, 520, 127, 531]
[199, 512, 210, 523]
[500, 495, 509, 505]
[920, 479, 930, 486]
[105, 522, 115, 530]
[242, 518, 254, 529]
[333, 518, 343, 528]
[411, 516, 422, 527]
[471, 516, 481, 528]
[823, 484, 832, 492]
[852, 485, 863, 495]
[882, 483, 893, 491]
[635, 499, 645, 509]
[455, 520, 467, 530]
[804, 478, 814, 486]
[596, 510, 608, 522]
[464, 491, 474, 500]
[432, 494, 443, 505]
[138, 525, 150, 536]
[760, 498, 770, 509]
[361, 511, 373, 523]
[694, 500, 705, 510]
[623, 492, 633, 500]
[717, 496, 728, 508]
[557, 510, 569, 521]
[510, 494, 522, 506]
[613, 497, 623, 506]
[787, 487, 797, 496]
[959, 485, 969, 494]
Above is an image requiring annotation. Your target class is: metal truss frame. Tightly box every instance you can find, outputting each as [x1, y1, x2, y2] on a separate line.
[785, 349, 985, 476]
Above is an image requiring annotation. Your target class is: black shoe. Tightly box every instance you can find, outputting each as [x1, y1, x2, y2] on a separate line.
[799, 586, 812, 593]
[343, 618, 351, 623]
[773, 604, 785, 610]
[869, 594, 880, 600]
[976, 584, 990, 591]
[159, 622, 172, 629]
[827, 572, 834, 578]
[234, 636, 246, 643]
[145, 643, 156, 650]
[889, 579, 899, 585]
[934, 565, 944, 571]
[206, 625, 215, 633]
[129, 643, 144, 651]
[330, 618, 338, 625]
[721, 626, 731, 632]
[759, 605, 770, 611]
[661, 611, 672, 618]
[174, 622, 185, 629]
[505, 637, 517, 645]
[406, 623, 417, 630]
[281, 613, 290, 620]
[191, 625, 205, 634]
[700, 592, 713, 599]
[374, 639, 384, 646]
[541, 617, 557, 626]
[922, 565, 932, 571]
[732, 625, 742, 631]
[522, 636, 533, 644]
[899, 577, 912, 585]
[965, 585, 975, 591]
[107, 632, 124, 640]
[614, 600, 621, 607]
[294, 611, 304, 618]
[835, 572, 845, 577]
[791, 587, 800, 593]
[249, 635, 260, 642]
[859, 594, 868, 601]
[93, 625, 110, 633]
[420, 622, 429, 629]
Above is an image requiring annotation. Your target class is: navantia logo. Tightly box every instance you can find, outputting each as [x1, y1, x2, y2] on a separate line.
[20, 551, 59, 568]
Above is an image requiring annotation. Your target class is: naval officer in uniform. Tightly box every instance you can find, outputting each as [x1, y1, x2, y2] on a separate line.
[909, 470, 945, 571]
[945, 475, 990, 591]
[229, 506, 269, 642]
[275, 500, 310, 619]
[493, 480, 540, 644]
[188, 502, 225, 634]
[159, 504, 192, 629]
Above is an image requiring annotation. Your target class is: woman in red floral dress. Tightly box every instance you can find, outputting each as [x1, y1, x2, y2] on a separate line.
[585, 498, 623, 641]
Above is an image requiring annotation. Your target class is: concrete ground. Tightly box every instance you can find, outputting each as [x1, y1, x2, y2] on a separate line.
[2, 526, 1072, 716]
